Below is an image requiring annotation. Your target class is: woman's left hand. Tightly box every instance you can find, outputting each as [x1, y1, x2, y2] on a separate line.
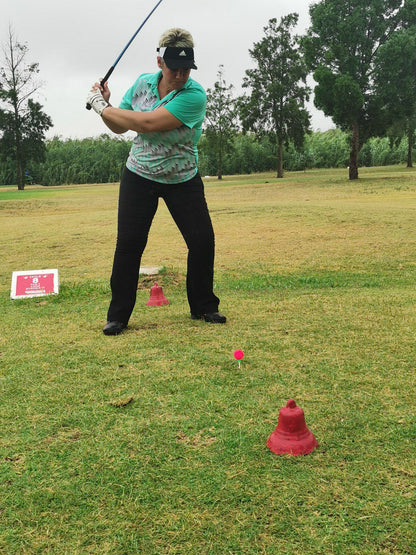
[86, 87, 109, 116]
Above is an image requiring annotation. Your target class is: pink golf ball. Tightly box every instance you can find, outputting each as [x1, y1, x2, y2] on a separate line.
[233, 349, 244, 361]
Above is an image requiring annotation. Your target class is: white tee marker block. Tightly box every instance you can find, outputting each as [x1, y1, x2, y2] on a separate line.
[11, 269, 59, 300]
[139, 266, 161, 275]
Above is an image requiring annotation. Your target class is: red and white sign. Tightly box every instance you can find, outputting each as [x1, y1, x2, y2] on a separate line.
[11, 269, 59, 299]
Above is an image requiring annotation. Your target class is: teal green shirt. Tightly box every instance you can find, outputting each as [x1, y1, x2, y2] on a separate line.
[119, 71, 206, 184]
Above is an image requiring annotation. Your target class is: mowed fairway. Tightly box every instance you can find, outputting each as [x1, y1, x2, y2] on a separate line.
[1, 167, 415, 554]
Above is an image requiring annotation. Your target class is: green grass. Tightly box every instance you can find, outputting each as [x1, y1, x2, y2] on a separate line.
[1, 167, 415, 554]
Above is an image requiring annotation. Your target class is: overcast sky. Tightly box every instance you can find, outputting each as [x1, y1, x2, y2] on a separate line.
[3, 0, 333, 139]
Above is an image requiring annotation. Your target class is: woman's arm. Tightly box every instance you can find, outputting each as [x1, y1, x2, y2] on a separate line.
[88, 81, 183, 134]
[101, 105, 183, 133]
[101, 111, 130, 135]
[95, 81, 130, 135]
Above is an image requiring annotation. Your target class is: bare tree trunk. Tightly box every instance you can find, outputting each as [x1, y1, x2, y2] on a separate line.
[16, 158, 24, 190]
[277, 139, 283, 178]
[217, 136, 223, 180]
[15, 128, 25, 189]
[9, 33, 25, 190]
[349, 122, 359, 180]
[407, 128, 414, 168]
[14, 114, 25, 189]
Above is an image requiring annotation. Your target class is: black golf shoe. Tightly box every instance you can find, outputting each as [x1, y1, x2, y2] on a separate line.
[103, 321, 127, 335]
[191, 312, 227, 324]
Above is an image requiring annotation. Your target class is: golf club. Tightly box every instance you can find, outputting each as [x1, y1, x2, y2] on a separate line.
[86, 0, 165, 110]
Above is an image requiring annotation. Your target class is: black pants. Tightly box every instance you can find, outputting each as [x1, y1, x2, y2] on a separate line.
[107, 168, 220, 324]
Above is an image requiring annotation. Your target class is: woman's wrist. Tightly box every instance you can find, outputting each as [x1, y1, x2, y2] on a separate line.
[101, 105, 112, 117]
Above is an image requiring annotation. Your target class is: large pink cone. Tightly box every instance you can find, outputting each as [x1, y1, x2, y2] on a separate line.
[267, 399, 318, 456]
[146, 282, 169, 306]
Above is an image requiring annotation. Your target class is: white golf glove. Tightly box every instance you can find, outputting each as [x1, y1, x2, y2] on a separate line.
[86, 89, 109, 115]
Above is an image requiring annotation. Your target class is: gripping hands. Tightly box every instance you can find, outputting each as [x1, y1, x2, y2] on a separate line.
[86, 88, 109, 115]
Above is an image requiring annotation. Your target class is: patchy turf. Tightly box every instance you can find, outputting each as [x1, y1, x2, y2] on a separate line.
[1, 167, 415, 553]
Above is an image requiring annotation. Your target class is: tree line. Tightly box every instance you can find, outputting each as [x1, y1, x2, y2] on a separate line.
[0, 129, 411, 186]
[2, 1, 416, 188]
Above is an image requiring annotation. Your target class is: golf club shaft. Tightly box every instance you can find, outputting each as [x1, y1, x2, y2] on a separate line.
[86, 0, 164, 110]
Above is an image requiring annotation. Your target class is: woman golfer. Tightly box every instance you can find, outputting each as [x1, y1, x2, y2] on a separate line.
[87, 28, 226, 335]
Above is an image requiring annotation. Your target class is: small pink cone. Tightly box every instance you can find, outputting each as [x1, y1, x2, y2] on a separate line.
[267, 399, 318, 456]
[146, 282, 169, 306]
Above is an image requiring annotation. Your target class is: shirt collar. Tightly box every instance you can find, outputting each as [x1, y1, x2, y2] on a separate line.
[150, 70, 192, 97]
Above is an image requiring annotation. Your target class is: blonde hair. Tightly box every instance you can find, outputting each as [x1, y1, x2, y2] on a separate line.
[158, 28, 194, 48]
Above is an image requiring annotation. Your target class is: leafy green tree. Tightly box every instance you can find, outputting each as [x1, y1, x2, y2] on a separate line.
[0, 28, 52, 189]
[239, 14, 311, 178]
[205, 66, 238, 179]
[374, 28, 416, 167]
[303, 0, 416, 180]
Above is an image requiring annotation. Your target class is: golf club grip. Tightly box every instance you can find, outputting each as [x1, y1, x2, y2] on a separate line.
[85, 67, 115, 110]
